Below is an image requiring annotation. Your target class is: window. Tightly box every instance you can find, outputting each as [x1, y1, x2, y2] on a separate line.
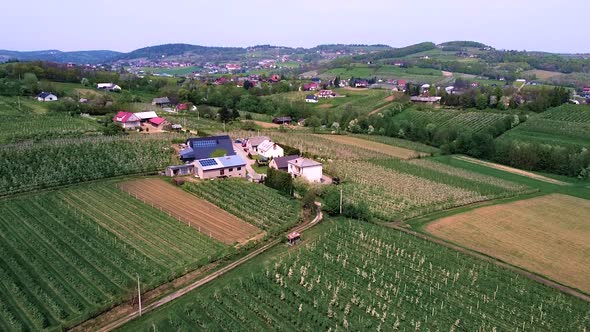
[229, 168, 233, 172]
[237, 167, 242, 171]
[220, 169, 225, 175]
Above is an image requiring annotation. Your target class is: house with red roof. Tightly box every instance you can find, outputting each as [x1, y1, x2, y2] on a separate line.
[113, 111, 140, 129]
[303, 82, 319, 91]
[149, 117, 168, 128]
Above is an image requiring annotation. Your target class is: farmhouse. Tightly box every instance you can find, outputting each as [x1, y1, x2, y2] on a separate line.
[180, 135, 235, 161]
[305, 94, 318, 103]
[287, 157, 323, 183]
[195, 155, 246, 179]
[303, 82, 319, 91]
[37, 92, 58, 102]
[269, 155, 299, 171]
[246, 136, 271, 152]
[134, 111, 158, 122]
[96, 83, 121, 91]
[152, 97, 171, 106]
[113, 111, 141, 129]
[273, 116, 292, 125]
[317, 90, 336, 98]
[149, 117, 168, 128]
[257, 140, 284, 158]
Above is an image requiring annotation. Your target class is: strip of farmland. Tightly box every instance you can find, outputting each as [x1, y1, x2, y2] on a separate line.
[119, 178, 262, 245]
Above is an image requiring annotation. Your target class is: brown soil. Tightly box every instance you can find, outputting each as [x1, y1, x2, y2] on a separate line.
[119, 178, 262, 244]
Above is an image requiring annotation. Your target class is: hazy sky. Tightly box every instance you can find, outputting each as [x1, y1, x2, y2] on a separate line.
[1, 0, 583, 53]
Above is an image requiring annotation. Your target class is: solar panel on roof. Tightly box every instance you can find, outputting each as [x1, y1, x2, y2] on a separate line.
[199, 158, 219, 167]
[194, 140, 216, 148]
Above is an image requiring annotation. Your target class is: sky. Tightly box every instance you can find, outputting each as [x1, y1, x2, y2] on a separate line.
[1, 0, 584, 53]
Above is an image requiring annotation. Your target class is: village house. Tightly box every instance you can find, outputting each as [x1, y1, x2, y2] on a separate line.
[257, 140, 284, 159]
[180, 135, 235, 162]
[96, 83, 121, 92]
[287, 157, 323, 183]
[303, 82, 319, 91]
[225, 63, 241, 71]
[148, 117, 168, 128]
[195, 155, 246, 179]
[246, 136, 271, 152]
[113, 111, 141, 129]
[134, 111, 158, 122]
[152, 97, 171, 107]
[269, 155, 299, 171]
[272, 116, 292, 125]
[317, 90, 336, 98]
[37, 92, 58, 102]
[355, 80, 368, 88]
[305, 94, 318, 103]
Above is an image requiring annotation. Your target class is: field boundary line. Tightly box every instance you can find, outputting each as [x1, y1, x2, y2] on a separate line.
[384, 223, 590, 303]
[84, 204, 323, 332]
[453, 155, 571, 186]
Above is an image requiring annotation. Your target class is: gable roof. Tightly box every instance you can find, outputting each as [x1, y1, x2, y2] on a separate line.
[258, 140, 282, 153]
[306, 94, 317, 99]
[134, 111, 158, 120]
[272, 155, 299, 169]
[37, 92, 55, 98]
[152, 97, 171, 104]
[196, 155, 246, 171]
[288, 157, 322, 168]
[149, 117, 167, 125]
[113, 111, 139, 123]
[247, 136, 270, 147]
[182, 135, 235, 161]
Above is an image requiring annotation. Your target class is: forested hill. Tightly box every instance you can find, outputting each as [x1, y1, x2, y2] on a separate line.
[0, 49, 121, 64]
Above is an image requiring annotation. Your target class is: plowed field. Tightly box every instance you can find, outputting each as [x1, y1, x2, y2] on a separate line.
[119, 179, 262, 245]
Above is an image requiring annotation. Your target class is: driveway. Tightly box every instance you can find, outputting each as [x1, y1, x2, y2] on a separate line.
[233, 143, 262, 181]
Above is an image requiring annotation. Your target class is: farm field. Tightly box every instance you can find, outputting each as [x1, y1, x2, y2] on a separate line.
[498, 104, 590, 149]
[118, 218, 590, 331]
[426, 194, 590, 294]
[119, 178, 262, 244]
[351, 134, 440, 154]
[321, 64, 443, 83]
[393, 108, 511, 133]
[0, 135, 180, 196]
[318, 134, 427, 159]
[184, 179, 301, 234]
[0, 183, 225, 331]
[327, 159, 531, 220]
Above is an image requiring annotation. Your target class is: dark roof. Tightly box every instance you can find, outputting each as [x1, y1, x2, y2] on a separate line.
[37, 92, 54, 98]
[152, 96, 171, 104]
[181, 135, 235, 161]
[272, 155, 299, 169]
[306, 94, 317, 99]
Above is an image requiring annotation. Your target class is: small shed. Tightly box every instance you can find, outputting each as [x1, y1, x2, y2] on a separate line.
[165, 164, 195, 177]
[287, 231, 301, 245]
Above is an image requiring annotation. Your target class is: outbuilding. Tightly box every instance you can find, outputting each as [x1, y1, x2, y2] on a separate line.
[37, 92, 58, 102]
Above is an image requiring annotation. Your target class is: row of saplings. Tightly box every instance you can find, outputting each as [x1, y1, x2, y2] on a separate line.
[264, 167, 371, 221]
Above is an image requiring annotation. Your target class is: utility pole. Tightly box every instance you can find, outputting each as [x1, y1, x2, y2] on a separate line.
[339, 188, 343, 214]
[137, 274, 142, 317]
[17, 96, 21, 112]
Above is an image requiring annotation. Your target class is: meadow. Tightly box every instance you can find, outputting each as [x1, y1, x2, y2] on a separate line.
[321, 64, 443, 83]
[0, 183, 226, 331]
[118, 219, 590, 331]
[427, 194, 590, 294]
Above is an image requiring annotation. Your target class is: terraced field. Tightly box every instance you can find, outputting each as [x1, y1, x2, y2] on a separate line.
[119, 219, 590, 331]
[0, 183, 225, 331]
[184, 179, 301, 234]
[119, 178, 262, 244]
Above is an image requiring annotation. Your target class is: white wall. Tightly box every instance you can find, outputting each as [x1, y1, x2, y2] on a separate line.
[260, 145, 284, 159]
[288, 164, 322, 183]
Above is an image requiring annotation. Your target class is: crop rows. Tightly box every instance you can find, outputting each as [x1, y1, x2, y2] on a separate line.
[499, 117, 590, 149]
[0, 135, 179, 196]
[184, 179, 301, 234]
[395, 109, 507, 133]
[0, 114, 100, 144]
[119, 220, 590, 331]
[540, 104, 590, 123]
[0, 184, 225, 330]
[326, 160, 488, 220]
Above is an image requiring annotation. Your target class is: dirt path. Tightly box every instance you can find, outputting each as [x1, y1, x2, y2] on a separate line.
[368, 95, 395, 115]
[384, 223, 590, 303]
[454, 156, 571, 186]
[74, 205, 324, 332]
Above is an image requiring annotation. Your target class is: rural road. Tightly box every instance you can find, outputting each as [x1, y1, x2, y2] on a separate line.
[96, 204, 323, 332]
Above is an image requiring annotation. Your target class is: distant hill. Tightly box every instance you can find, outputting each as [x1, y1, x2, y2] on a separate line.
[353, 42, 437, 61]
[438, 41, 490, 48]
[114, 43, 246, 61]
[0, 49, 121, 64]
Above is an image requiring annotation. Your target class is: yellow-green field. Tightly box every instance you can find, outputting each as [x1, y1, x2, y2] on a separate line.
[426, 194, 590, 294]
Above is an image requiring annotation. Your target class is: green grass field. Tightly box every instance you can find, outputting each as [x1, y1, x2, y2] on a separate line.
[393, 108, 510, 133]
[184, 179, 300, 234]
[322, 64, 443, 83]
[118, 218, 590, 331]
[0, 183, 226, 331]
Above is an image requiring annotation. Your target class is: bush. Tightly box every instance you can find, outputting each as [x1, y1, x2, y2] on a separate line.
[265, 168, 293, 196]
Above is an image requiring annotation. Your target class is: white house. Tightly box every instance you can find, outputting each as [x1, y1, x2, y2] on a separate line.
[37, 92, 58, 102]
[305, 94, 318, 103]
[96, 83, 121, 91]
[113, 111, 141, 129]
[287, 157, 323, 183]
[257, 140, 284, 159]
[246, 136, 270, 152]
